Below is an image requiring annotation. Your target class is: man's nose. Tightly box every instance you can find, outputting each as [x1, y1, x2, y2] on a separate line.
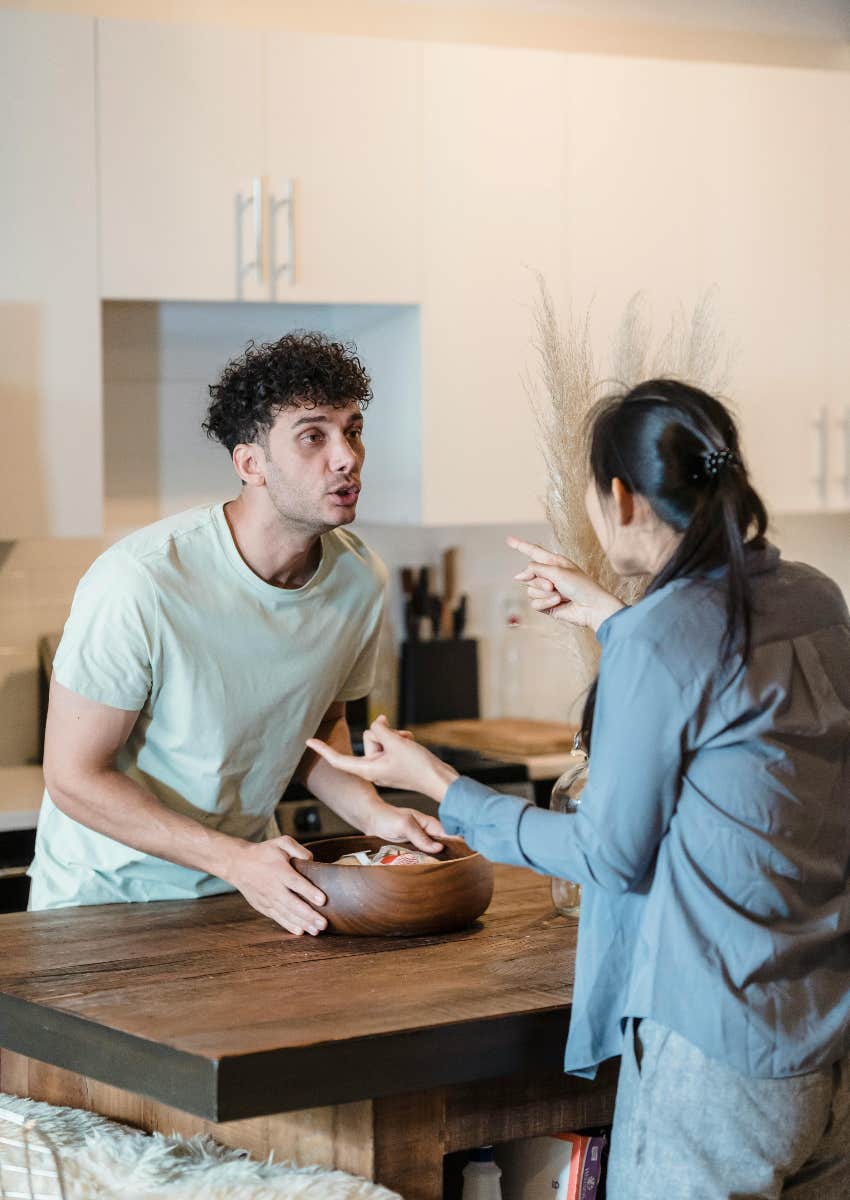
[330, 434, 358, 473]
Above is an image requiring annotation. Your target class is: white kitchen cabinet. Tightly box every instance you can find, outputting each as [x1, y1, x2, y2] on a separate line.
[562, 55, 839, 516]
[419, 44, 569, 525]
[0, 11, 102, 537]
[98, 20, 265, 302]
[825, 72, 850, 512]
[264, 34, 421, 304]
[99, 23, 420, 304]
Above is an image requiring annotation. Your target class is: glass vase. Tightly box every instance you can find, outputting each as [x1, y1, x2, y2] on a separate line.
[550, 734, 588, 917]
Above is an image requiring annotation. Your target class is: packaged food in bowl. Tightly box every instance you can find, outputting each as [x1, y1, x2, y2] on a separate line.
[295, 834, 494, 936]
[369, 845, 441, 866]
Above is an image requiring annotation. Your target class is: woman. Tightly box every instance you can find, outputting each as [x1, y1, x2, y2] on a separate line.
[307, 379, 850, 1199]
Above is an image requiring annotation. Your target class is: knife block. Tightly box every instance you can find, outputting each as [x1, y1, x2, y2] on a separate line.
[398, 639, 479, 726]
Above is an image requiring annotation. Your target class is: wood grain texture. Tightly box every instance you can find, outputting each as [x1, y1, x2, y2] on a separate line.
[0, 867, 577, 1120]
[294, 835, 494, 936]
[373, 1091, 446, 1200]
[411, 719, 578, 757]
[0, 1049, 617, 1200]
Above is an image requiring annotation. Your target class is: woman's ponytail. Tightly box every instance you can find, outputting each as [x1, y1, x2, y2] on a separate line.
[580, 379, 768, 751]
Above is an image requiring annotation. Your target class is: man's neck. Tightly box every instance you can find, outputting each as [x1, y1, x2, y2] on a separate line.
[223, 493, 325, 590]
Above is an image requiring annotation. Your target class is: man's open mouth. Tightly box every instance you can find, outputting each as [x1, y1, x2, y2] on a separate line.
[330, 484, 361, 505]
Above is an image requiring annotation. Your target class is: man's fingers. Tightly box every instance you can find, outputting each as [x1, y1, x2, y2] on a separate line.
[401, 813, 444, 854]
[275, 897, 327, 936]
[284, 861, 327, 909]
[270, 835, 313, 862]
[419, 812, 447, 842]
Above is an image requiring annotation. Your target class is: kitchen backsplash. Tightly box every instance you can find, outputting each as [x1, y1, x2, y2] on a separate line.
[1, 512, 848, 767]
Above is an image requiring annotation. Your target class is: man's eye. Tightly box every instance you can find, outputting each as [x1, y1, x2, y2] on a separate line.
[302, 432, 323, 445]
[349, 428, 363, 441]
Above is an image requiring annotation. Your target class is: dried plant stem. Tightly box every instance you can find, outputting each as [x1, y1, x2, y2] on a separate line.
[525, 275, 731, 694]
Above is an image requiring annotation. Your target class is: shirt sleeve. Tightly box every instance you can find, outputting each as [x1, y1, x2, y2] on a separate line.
[440, 634, 690, 893]
[51, 550, 156, 711]
[335, 602, 386, 703]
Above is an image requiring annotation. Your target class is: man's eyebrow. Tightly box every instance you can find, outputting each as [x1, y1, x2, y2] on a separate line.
[290, 411, 364, 430]
[291, 413, 330, 429]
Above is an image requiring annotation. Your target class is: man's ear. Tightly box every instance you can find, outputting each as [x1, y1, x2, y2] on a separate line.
[611, 477, 635, 527]
[232, 442, 266, 487]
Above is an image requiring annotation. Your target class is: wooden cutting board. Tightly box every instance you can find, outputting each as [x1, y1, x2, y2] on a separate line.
[409, 718, 578, 758]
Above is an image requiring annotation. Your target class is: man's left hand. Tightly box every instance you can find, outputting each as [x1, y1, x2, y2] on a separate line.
[365, 802, 446, 855]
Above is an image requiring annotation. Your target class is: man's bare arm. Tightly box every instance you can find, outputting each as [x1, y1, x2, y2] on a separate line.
[43, 678, 327, 935]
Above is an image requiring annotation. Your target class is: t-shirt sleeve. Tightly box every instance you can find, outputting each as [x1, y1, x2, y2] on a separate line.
[51, 550, 156, 711]
[335, 593, 386, 703]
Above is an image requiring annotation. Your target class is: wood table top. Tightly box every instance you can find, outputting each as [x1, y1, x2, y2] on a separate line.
[0, 865, 577, 1122]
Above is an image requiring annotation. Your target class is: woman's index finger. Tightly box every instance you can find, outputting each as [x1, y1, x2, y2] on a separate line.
[506, 536, 560, 565]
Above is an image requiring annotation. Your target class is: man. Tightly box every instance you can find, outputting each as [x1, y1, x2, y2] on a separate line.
[30, 331, 443, 935]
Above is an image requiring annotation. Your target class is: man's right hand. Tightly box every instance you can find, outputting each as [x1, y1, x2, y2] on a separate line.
[225, 836, 327, 936]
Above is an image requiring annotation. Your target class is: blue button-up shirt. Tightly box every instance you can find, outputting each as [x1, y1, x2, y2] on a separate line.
[440, 546, 850, 1079]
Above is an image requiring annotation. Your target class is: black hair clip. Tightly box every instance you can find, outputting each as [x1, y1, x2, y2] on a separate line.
[701, 448, 739, 479]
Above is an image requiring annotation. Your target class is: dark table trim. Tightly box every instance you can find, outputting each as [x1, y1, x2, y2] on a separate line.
[215, 1008, 570, 1122]
[0, 990, 571, 1121]
[0, 991, 218, 1116]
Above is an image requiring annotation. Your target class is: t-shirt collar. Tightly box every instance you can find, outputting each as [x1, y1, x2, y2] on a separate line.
[210, 502, 333, 604]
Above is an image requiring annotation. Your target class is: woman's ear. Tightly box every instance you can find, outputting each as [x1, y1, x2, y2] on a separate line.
[611, 477, 635, 527]
[232, 442, 266, 487]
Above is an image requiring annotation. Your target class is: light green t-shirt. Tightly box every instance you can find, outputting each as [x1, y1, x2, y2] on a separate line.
[29, 503, 386, 909]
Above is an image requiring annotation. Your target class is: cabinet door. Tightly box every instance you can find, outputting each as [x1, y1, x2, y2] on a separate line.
[564, 55, 830, 515]
[421, 44, 568, 525]
[0, 11, 102, 537]
[264, 34, 421, 303]
[98, 20, 264, 301]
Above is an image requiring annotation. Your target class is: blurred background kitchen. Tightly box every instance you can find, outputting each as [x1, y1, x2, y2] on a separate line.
[2, 0, 849, 889]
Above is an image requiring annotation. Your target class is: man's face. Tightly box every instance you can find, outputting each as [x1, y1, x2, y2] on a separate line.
[260, 401, 365, 532]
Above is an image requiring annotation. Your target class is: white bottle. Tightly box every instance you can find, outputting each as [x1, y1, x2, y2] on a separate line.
[497, 602, 530, 719]
[462, 1145, 503, 1200]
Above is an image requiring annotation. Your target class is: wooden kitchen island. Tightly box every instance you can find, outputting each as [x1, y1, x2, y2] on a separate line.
[0, 865, 617, 1199]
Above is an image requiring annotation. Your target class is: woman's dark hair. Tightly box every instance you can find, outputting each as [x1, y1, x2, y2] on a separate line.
[203, 331, 372, 454]
[581, 378, 768, 750]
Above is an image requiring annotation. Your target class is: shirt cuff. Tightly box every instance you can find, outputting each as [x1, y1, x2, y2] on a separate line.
[439, 776, 534, 868]
[596, 603, 629, 645]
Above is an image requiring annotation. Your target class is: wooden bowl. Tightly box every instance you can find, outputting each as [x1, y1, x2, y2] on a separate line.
[293, 835, 494, 936]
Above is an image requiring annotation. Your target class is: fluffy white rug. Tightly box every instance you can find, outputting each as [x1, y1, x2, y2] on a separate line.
[0, 1093, 403, 1200]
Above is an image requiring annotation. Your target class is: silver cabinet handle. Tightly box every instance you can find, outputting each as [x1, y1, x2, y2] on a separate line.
[237, 177, 265, 284]
[814, 406, 828, 504]
[252, 176, 264, 283]
[271, 180, 295, 294]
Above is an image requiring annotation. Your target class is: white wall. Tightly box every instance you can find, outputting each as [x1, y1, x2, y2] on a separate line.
[102, 297, 850, 728]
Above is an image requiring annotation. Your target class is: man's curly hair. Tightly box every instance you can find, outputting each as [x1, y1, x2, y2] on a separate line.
[203, 331, 373, 454]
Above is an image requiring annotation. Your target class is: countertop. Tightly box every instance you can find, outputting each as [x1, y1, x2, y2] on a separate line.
[0, 864, 576, 1123]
